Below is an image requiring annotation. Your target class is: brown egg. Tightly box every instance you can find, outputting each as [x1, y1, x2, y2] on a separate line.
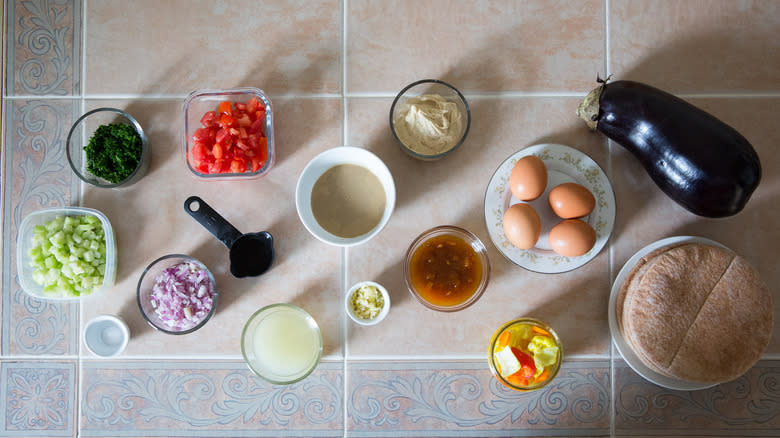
[549, 219, 596, 257]
[502, 203, 541, 249]
[548, 183, 596, 219]
[509, 156, 547, 201]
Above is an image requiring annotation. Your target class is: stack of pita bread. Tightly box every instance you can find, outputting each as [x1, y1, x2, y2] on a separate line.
[617, 242, 772, 384]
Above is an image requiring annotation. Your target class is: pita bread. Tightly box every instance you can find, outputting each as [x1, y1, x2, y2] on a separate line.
[618, 242, 772, 384]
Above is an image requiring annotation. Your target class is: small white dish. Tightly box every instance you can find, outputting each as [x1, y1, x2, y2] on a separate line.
[84, 315, 129, 357]
[484, 143, 615, 274]
[295, 146, 396, 247]
[345, 281, 390, 326]
[608, 235, 725, 391]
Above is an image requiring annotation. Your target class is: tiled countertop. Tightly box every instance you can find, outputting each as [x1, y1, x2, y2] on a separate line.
[2, 1, 779, 437]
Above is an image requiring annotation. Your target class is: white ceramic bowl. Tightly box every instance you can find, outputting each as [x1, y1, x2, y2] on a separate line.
[84, 315, 129, 357]
[345, 281, 391, 326]
[295, 147, 396, 247]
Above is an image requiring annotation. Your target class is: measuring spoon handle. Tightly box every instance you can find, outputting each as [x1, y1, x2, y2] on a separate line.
[184, 196, 243, 249]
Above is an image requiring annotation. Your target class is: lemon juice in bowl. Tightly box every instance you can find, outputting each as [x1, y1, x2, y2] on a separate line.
[241, 304, 322, 384]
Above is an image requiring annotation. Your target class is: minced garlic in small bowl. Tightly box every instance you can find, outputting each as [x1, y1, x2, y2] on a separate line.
[345, 281, 390, 326]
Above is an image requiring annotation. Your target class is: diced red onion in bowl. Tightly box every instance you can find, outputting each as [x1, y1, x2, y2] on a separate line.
[150, 262, 214, 331]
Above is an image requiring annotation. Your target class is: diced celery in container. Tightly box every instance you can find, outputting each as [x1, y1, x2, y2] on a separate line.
[17, 207, 116, 301]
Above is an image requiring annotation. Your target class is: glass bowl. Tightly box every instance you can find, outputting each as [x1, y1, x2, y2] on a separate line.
[66, 107, 150, 188]
[136, 254, 218, 335]
[241, 304, 323, 385]
[16, 207, 117, 301]
[183, 87, 275, 180]
[345, 281, 391, 326]
[488, 317, 563, 392]
[403, 225, 490, 312]
[390, 79, 471, 161]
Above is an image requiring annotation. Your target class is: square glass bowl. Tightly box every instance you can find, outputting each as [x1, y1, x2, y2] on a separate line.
[16, 207, 117, 301]
[66, 108, 150, 188]
[183, 88, 275, 180]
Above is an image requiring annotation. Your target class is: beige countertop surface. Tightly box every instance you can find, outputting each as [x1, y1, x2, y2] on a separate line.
[2, 1, 779, 436]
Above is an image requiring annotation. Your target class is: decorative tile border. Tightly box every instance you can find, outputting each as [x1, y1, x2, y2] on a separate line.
[2, 99, 79, 356]
[80, 360, 345, 437]
[614, 359, 780, 436]
[0, 360, 77, 436]
[6, 0, 81, 96]
[347, 361, 610, 437]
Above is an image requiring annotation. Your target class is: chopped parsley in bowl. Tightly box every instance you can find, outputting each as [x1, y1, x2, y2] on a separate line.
[67, 108, 150, 188]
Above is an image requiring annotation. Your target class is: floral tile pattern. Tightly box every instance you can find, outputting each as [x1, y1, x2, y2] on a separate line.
[79, 360, 344, 437]
[7, 0, 81, 96]
[0, 360, 77, 436]
[614, 360, 780, 437]
[2, 99, 79, 356]
[348, 361, 610, 436]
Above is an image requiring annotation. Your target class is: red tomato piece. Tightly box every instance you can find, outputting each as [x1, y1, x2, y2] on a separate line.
[200, 111, 217, 127]
[234, 102, 246, 111]
[248, 118, 264, 135]
[217, 101, 233, 116]
[246, 96, 260, 114]
[212, 143, 224, 160]
[193, 127, 214, 142]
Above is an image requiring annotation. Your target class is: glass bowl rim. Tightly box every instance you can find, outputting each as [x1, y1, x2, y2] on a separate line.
[403, 225, 491, 312]
[240, 303, 323, 385]
[487, 317, 564, 391]
[136, 253, 218, 335]
[389, 78, 471, 160]
[66, 107, 149, 188]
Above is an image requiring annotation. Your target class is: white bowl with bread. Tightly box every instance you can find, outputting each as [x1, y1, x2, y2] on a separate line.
[609, 236, 773, 390]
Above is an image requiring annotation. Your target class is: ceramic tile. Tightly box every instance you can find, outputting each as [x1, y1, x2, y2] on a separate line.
[347, 360, 610, 436]
[610, 0, 780, 93]
[2, 99, 80, 356]
[85, 0, 341, 95]
[0, 360, 77, 437]
[77, 98, 344, 357]
[80, 360, 344, 437]
[614, 359, 780, 436]
[347, 0, 604, 94]
[610, 98, 780, 354]
[346, 97, 611, 357]
[7, 0, 81, 96]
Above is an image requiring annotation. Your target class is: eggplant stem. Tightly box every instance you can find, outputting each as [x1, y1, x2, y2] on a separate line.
[577, 85, 603, 130]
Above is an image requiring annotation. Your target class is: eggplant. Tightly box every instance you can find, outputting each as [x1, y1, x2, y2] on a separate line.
[577, 78, 761, 218]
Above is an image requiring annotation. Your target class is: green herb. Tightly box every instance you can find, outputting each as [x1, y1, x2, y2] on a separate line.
[84, 123, 143, 184]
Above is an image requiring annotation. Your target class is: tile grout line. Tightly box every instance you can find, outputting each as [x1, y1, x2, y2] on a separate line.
[342, 2, 350, 436]
[78, 1, 88, 436]
[604, 0, 616, 437]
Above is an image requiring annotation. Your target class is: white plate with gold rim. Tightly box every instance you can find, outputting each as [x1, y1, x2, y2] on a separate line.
[483, 144, 615, 274]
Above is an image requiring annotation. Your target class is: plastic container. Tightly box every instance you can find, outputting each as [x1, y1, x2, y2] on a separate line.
[390, 79, 471, 161]
[136, 254, 218, 335]
[66, 107, 150, 188]
[16, 207, 117, 301]
[404, 225, 490, 312]
[183, 87, 275, 180]
[487, 317, 563, 392]
[345, 281, 391, 326]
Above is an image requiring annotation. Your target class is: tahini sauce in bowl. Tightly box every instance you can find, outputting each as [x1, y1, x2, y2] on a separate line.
[295, 147, 396, 247]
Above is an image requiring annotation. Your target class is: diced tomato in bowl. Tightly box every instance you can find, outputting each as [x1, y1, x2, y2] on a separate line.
[183, 88, 275, 180]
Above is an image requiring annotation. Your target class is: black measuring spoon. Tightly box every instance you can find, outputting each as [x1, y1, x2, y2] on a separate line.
[184, 196, 274, 278]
